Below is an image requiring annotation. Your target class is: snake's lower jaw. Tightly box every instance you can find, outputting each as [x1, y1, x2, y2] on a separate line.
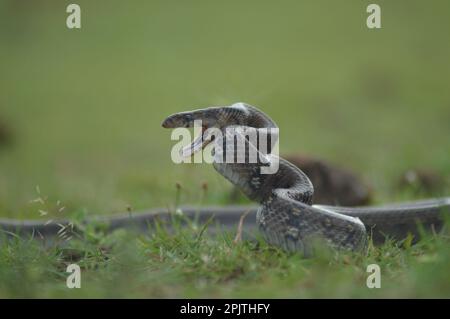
[180, 135, 203, 157]
[180, 126, 211, 158]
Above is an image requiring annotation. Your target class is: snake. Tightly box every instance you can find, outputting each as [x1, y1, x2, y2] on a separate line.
[160, 102, 449, 254]
[1, 103, 449, 255]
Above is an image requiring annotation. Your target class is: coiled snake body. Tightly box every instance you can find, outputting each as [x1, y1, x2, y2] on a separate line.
[162, 103, 449, 254]
[1, 103, 449, 255]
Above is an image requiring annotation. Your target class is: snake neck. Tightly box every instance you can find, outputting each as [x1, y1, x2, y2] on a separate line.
[214, 157, 314, 205]
[210, 104, 314, 205]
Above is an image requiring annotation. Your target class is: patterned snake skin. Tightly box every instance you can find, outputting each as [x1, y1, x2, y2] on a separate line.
[162, 103, 450, 255]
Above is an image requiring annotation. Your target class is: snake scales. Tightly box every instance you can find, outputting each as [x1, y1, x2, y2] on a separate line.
[1, 103, 449, 255]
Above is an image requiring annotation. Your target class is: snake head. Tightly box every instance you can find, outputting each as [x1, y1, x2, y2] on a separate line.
[161, 107, 223, 129]
[162, 112, 194, 129]
[162, 108, 221, 158]
[162, 103, 275, 158]
[162, 103, 255, 129]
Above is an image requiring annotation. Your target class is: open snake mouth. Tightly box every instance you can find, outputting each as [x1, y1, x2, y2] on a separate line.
[180, 125, 212, 158]
[162, 113, 214, 158]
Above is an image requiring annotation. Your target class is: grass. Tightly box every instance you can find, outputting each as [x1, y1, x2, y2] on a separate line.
[1, 0, 450, 297]
[1, 208, 449, 298]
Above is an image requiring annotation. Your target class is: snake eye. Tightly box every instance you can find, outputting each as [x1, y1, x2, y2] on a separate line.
[183, 114, 193, 127]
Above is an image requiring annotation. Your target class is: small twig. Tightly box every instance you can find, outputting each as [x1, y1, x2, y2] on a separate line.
[233, 210, 251, 244]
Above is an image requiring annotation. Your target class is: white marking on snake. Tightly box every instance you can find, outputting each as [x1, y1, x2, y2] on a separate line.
[231, 102, 250, 115]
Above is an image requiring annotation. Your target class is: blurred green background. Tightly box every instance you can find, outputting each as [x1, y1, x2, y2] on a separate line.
[1, 0, 449, 219]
